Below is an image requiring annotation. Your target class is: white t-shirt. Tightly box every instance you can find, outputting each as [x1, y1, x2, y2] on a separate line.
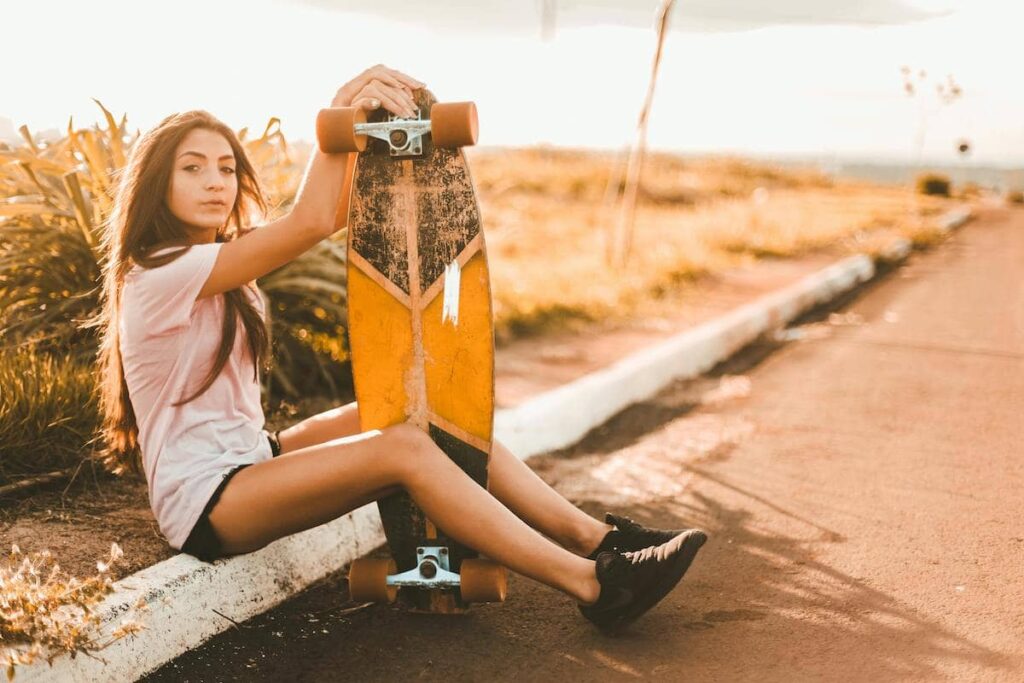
[119, 242, 272, 550]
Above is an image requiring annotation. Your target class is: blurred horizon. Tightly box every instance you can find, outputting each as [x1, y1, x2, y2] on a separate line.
[2, 0, 1020, 169]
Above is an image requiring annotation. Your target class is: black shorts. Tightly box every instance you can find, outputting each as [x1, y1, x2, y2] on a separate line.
[180, 429, 283, 563]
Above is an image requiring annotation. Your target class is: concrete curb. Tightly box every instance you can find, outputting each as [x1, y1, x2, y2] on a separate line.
[20, 206, 972, 682]
[879, 237, 913, 263]
[938, 206, 972, 232]
[22, 505, 384, 682]
[495, 253, 875, 459]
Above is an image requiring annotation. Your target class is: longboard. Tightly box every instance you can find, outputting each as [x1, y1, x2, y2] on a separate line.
[318, 89, 507, 613]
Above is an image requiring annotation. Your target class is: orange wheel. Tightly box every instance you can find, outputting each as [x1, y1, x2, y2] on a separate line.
[316, 107, 368, 153]
[347, 558, 397, 603]
[459, 558, 507, 603]
[430, 102, 479, 148]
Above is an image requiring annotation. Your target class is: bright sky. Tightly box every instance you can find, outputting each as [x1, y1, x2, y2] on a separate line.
[1, 0, 1020, 166]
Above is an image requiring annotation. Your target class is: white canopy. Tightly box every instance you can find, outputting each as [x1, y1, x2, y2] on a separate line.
[295, 0, 947, 35]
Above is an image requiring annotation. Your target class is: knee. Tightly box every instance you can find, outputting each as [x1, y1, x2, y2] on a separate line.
[383, 422, 427, 448]
[380, 423, 444, 480]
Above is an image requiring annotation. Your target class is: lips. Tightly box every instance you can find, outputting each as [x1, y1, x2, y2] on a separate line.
[201, 201, 227, 208]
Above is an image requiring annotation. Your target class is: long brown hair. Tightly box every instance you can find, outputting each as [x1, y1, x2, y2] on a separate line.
[89, 110, 270, 477]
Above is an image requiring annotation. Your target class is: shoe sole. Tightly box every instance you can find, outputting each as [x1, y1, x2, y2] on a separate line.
[600, 529, 707, 633]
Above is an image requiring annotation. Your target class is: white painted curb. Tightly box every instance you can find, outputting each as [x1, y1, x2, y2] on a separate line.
[879, 237, 912, 263]
[20, 206, 972, 682]
[20, 505, 384, 683]
[938, 206, 972, 232]
[495, 253, 875, 459]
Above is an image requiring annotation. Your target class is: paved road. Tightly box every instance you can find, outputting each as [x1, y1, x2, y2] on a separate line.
[146, 207, 1023, 682]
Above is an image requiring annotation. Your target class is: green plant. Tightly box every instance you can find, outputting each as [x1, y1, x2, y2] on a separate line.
[258, 236, 351, 400]
[0, 346, 100, 485]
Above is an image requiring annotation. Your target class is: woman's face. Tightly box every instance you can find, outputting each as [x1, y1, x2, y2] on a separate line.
[166, 128, 238, 238]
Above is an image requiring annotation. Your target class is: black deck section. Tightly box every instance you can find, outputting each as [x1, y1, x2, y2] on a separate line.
[349, 160, 411, 294]
[376, 422, 489, 611]
[376, 423, 488, 571]
[349, 93, 481, 296]
[415, 177, 479, 293]
[349, 107, 413, 294]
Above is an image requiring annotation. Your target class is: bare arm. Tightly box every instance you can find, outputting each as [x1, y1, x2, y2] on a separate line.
[197, 65, 426, 300]
[292, 148, 354, 232]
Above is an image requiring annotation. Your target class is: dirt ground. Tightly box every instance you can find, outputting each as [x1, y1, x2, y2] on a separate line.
[0, 249, 841, 582]
[139, 207, 1022, 681]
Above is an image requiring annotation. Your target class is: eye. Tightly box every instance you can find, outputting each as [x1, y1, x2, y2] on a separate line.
[221, 167, 236, 175]
[183, 164, 199, 172]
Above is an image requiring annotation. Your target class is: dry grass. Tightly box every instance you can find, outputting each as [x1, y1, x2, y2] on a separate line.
[0, 542, 146, 677]
[467, 148, 958, 340]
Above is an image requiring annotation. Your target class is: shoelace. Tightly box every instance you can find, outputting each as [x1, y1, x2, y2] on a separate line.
[623, 531, 687, 564]
[610, 515, 643, 535]
[609, 514, 670, 546]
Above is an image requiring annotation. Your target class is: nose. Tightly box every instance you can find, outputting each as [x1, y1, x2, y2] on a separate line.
[204, 168, 225, 190]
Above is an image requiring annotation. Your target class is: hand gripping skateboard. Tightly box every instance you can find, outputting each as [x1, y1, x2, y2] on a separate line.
[317, 90, 507, 613]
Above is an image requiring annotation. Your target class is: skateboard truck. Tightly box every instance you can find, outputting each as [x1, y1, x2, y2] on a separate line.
[352, 109, 429, 157]
[385, 546, 461, 588]
[317, 101, 479, 156]
[347, 549, 507, 604]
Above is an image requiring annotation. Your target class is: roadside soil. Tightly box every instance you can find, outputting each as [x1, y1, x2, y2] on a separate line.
[0, 244, 869, 582]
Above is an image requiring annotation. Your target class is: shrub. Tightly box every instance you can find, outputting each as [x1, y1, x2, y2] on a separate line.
[1006, 190, 1024, 204]
[0, 346, 100, 484]
[916, 172, 951, 197]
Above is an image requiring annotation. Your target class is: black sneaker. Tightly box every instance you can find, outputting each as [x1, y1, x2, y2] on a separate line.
[585, 513, 687, 560]
[578, 529, 707, 632]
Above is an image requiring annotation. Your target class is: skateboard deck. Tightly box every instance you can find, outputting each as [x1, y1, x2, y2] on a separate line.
[343, 89, 497, 613]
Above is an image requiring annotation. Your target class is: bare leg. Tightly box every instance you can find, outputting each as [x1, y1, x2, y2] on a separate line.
[274, 402, 612, 556]
[209, 423, 601, 604]
[488, 440, 612, 557]
[274, 402, 362, 455]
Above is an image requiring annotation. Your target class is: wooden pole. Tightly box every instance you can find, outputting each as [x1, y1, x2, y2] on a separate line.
[612, 0, 676, 268]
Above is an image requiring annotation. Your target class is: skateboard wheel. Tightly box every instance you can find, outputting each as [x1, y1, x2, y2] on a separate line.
[430, 102, 479, 148]
[317, 107, 368, 153]
[459, 558, 507, 603]
[347, 558, 397, 603]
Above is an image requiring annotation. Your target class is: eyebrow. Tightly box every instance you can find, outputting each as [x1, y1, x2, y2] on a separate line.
[177, 151, 235, 161]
